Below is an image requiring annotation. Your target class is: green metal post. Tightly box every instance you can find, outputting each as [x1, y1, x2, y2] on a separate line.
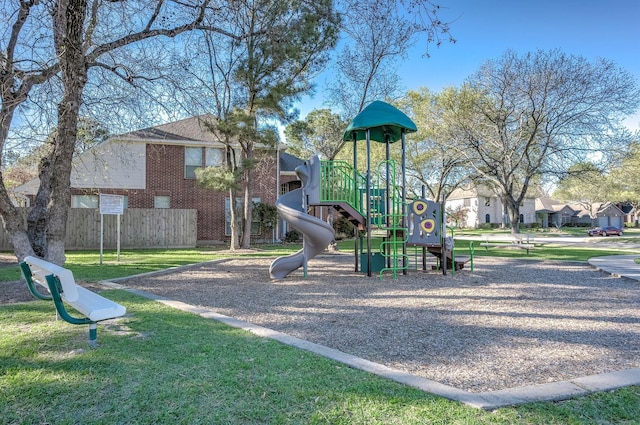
[89, 324, 98, 348]
[385, 136, 391, 269]
[366, 129, 372, 277]
[353, 133, 359, 272]
[401, 130, 407, 275]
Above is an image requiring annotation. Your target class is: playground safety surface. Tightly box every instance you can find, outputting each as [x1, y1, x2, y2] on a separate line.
[108, 253, 640, 407]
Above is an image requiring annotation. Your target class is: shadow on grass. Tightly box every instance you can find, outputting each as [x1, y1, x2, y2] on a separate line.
[1, 291, 638, 425]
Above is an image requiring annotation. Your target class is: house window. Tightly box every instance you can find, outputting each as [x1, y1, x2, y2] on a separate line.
[185, 146, 224, 178]
[463, 198, 471, 207]
[485, 198, 490, 207]
[225, 197, 260, 235]
[205, 147, 223, 167]
[71, 195, 98, 208]
[185, 147, 202, 178]
[519, 213, 524, 223]
[485, 214, 491, 223]
[280, 181, 301, 196]
[154, 196, 170, 209]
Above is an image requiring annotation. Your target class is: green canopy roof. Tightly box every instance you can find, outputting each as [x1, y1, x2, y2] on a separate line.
[342, 100, 417, 143]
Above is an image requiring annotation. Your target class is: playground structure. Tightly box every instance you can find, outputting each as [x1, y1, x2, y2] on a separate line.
[269, 156, 334, 279]
[270, 100, 472, 279]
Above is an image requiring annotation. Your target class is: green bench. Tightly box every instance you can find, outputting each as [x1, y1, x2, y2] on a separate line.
[20, 256, 126, 347]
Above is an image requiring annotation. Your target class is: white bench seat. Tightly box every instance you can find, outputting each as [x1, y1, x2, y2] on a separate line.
[21, 255, 126, 347]
[71, 285, 127, 322]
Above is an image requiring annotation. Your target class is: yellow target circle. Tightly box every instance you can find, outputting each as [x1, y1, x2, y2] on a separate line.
[412, 200, 428, 216]
[420, 218, 436, 233]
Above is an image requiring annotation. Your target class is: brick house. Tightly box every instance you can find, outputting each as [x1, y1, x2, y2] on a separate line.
[14, 115, 304, 244]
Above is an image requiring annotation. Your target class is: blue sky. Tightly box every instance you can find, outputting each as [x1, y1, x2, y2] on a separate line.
[300, 0, 640, 131]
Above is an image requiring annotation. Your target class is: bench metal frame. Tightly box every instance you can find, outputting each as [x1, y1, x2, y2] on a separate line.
[20, 258, 125, 347]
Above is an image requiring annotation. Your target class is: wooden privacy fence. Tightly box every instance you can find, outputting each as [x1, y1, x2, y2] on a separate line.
[0, 208, 197, 251]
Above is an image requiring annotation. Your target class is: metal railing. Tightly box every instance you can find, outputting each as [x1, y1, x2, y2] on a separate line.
[319, 160, 366, 215]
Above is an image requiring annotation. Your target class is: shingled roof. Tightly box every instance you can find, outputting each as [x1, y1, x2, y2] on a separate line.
[118, 114, 220, 143]
[279, 152, 305, 173]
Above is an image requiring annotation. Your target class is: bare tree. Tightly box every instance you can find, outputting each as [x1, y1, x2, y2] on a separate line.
[448, 49, 640, 233]
[396, 87, 472, 201]
[0, 0, 247, 264]
[327, 0, 457, 119]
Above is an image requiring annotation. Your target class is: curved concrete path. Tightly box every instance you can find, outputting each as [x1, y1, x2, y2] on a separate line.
[104, 255, 640, 410]
[588, 254, 640, 281]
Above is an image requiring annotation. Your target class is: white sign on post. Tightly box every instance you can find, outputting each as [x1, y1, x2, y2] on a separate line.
[99, 194, 124, 264]
[100, 194, 124, 215]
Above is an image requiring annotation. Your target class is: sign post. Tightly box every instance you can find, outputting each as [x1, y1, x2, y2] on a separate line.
[99, 194, 124, 264]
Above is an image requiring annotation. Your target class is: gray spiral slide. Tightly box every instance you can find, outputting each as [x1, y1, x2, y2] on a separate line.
[269, 155, 335, 279]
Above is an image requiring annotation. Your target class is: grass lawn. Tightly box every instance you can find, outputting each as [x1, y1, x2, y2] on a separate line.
[0, 245, 296, 283]
[339, 236, 640, 263]
[2, 291, 639, 424]
[2, 236, 640, 424]
[452, 240, 640, 261]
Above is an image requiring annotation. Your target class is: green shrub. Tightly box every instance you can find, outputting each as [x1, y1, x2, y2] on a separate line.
[253, 202, 278, 233]
[333, 216, 355, 240]
[284, 230, 301, 243]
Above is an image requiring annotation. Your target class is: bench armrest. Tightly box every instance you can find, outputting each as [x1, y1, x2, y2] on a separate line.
[24, 256, 79, 302]
[19, 261, 53, 301]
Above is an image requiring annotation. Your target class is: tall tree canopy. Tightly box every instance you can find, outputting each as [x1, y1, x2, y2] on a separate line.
[0, 0, 261, 264]
[190, 0, 339, 249]
[447, 49, 640, 233]
[327, 0, 456, 119]
[608, 141, 640, 221]
[552, 162, 610, 221]
[395, 87, 473, 201]
[284, 109, 347, 160]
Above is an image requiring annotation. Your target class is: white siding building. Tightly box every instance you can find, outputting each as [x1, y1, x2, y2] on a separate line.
[446, 186, 536, 228]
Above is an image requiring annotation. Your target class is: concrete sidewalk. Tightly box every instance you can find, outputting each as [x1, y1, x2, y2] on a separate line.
[589, 254, 640, 281]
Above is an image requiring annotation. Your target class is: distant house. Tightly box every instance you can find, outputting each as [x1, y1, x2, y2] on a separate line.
[535, 198, 624, 228]
[619, 202, 639, 227]
[535, 198, 577, 228]
[13, 115, 304, 244]
[446, 185, 536, 228]
[571, 202, 625, 228]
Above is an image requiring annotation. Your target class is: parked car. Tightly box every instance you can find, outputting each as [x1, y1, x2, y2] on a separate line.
[587, 226, 624, 236]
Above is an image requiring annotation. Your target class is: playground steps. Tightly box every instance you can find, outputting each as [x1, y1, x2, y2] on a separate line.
[426, 245, 470, 271]
[315, 201, 366, 230]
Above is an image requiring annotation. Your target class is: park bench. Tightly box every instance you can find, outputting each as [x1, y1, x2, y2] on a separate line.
[479, 233, 536, 255]
[20, 256, 126, 347]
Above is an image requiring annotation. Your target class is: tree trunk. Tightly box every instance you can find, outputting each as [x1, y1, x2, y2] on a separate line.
[0, 175, 33, 261]
[26, 156, 53, 257]
[241, 166, 253, 249]
[42, 0, 88, 265]
[507, 199, 521, 234]
[501, 200, 508, 229]
[0, 79, 36, 261]
[240, 144, 254, 249]
[228, 187, 240, 250]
